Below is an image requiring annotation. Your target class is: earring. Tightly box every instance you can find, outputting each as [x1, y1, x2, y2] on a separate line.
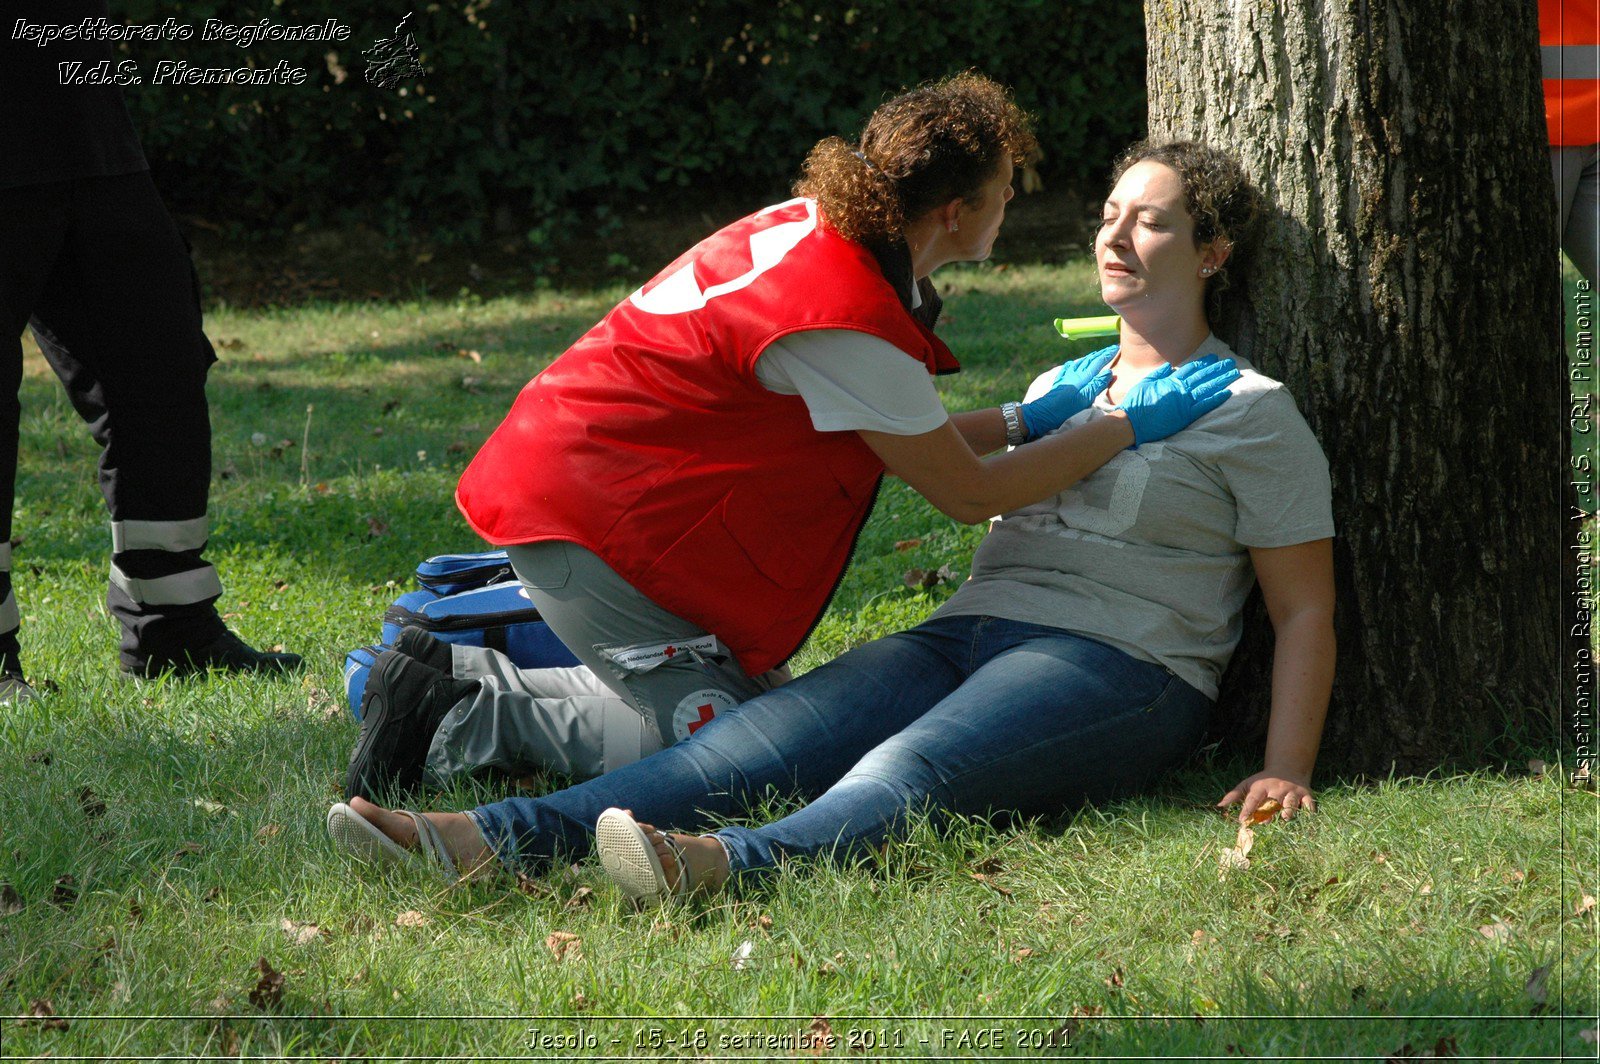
[949, 222, 960, 233]
[1201, 266, 1215, 275]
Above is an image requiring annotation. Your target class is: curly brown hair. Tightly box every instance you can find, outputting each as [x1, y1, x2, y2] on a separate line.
[1108, 140, 1266, 315]
[793, 72, 1037, 244]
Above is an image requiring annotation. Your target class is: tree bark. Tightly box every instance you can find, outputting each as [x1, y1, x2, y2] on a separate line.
[1144, 1, 1566, 776]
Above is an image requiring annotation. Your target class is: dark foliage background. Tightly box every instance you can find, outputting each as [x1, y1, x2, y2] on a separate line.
[113, 0, 1146, 245]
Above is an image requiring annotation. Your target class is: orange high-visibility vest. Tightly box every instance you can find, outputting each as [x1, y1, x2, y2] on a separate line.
[1541, 0, 1600, 146]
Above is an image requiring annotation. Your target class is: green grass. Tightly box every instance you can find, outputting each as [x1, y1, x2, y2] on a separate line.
[0, 261, 1594, 1060]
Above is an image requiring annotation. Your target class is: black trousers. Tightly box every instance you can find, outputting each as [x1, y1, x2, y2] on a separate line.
[0, 171, 226, 669]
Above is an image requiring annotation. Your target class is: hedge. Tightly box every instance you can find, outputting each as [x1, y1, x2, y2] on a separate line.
[112, 1, 1146, 244]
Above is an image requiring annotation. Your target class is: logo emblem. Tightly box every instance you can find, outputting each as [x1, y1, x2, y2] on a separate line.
[671, 688, 738, 741]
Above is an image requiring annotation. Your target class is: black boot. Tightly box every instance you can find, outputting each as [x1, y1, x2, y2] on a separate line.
[344, 649, 480, 800]
[122, 628, 303, 678]
[394, 626, 454, 673]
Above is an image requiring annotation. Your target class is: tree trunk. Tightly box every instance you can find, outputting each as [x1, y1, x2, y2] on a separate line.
[1144, 1, 1566, 776]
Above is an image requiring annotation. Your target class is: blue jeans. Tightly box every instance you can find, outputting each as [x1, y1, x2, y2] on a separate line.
[466, 615, 1211, 876]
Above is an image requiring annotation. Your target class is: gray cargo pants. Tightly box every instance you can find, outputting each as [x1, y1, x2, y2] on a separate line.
[422, 540, 789, 786]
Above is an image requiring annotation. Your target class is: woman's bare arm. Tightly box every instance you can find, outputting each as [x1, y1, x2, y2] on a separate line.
[1215, 538, 1337, 824]
[857, 413, 1133, 524]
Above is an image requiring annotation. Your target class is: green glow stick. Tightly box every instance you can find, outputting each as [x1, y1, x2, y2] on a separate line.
[1052, 314, 1121, 340]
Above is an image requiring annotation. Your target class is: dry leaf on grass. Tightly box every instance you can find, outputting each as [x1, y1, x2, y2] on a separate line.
[193, 798, 231, 816]
[1247, 798, 1282, 824]
[78, 787, 106, 818]
[1012, 946, 1035, 962]
[255, 824, 282, 843]
[802, 1016, 837, 1055]
[544, 931, 582, 962]
[1477, 918, 1513, 943]
[1218, 824, 1255, 876]
[279, 919, 328, 947]
[730, 940, 755, 971]
[20, 998, 69, 1031]
[394, 910, 431, 928]
[894, 538, 923, 551]
[1525, 963, 1551, 1004]
[563, 886, 594, 910]
[903, 564, 957, 590]
[248, 958, 284, 1010]
[1579, 1028, 1597, 1045]
[1576, 894, 1596, 917]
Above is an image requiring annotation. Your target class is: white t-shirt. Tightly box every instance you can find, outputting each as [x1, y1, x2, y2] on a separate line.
[933, 336, 1335, 699]
[754, 328, 949, 436]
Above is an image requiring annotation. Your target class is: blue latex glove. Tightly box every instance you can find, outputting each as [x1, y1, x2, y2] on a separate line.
[1117, 354, 1239, 446]
[1018, 346, 1118, 441]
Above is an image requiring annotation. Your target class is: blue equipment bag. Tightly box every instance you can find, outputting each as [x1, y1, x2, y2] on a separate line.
[343, 550, 581, 720]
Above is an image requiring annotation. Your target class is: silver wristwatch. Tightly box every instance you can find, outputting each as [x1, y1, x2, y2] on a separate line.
[1001, 401, 1027, 447]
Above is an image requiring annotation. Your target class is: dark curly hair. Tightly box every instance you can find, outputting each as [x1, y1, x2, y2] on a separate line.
[1109, 140, 1266, 317]
[793, 72, 1037, 244]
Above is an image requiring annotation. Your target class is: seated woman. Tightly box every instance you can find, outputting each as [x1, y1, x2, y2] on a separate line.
[326, 140, 1337, 904]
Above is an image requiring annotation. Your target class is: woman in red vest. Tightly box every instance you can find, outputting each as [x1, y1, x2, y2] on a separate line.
[343, 75, 1239, 801]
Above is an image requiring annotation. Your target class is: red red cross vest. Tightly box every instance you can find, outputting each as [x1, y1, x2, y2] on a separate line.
[456, 198, 958, 675]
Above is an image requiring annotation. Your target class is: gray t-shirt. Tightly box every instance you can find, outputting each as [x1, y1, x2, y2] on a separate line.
[933, 336, 1335, 699]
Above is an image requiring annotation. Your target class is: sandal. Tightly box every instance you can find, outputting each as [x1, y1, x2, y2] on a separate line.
[326, 801, 466, 884]
[595, 807, 711, 908]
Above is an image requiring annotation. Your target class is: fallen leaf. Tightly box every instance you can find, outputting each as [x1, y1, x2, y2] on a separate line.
[757, 913, 774, 931]
[969, 872, 1013, 898]
[247, 957, 284, 1010]
[221, 1026, 241, 1056]
[1527, 758, 1548, 778]
[730, 939, 755, 970]
[1218, 823, 1255, 876]
[1477, 918, 1513, 943]
[972, 855, 1005, 875]
[563, 886, 594, 910]
[1191, 929, 1208, 945]
[255, 824, 282, 843]
[457, 348, 482, 363]
[1247, 798, 1282, 824]
[1576, 894, 1595, 917]
[894, 538, 923, 551]
[1105, 967, 1125, 989]
[902, 564, 957, 590]
[217, 337, 244, 350]
[51, 874, 77, 908]
[545, 931, 582, 962]
[1, 883, 21, 916]
[570, 991, 592, 1011]
[204, 887, 223, 902]
[394, 910, 431, 928]
[1580, 1028, 1597, 1044]
[193, 798, 230, 816]
[174, 841, 204, 857]
[804, 1016, 836, 1055]
[1012, 946, 1035, 961]
[78, 787, 106, 818]
[1525, 962, 1551, 1004]
[366, 516, 389, 538]
[279, 919, 325, 946]
[20, 998, 68, 1031]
